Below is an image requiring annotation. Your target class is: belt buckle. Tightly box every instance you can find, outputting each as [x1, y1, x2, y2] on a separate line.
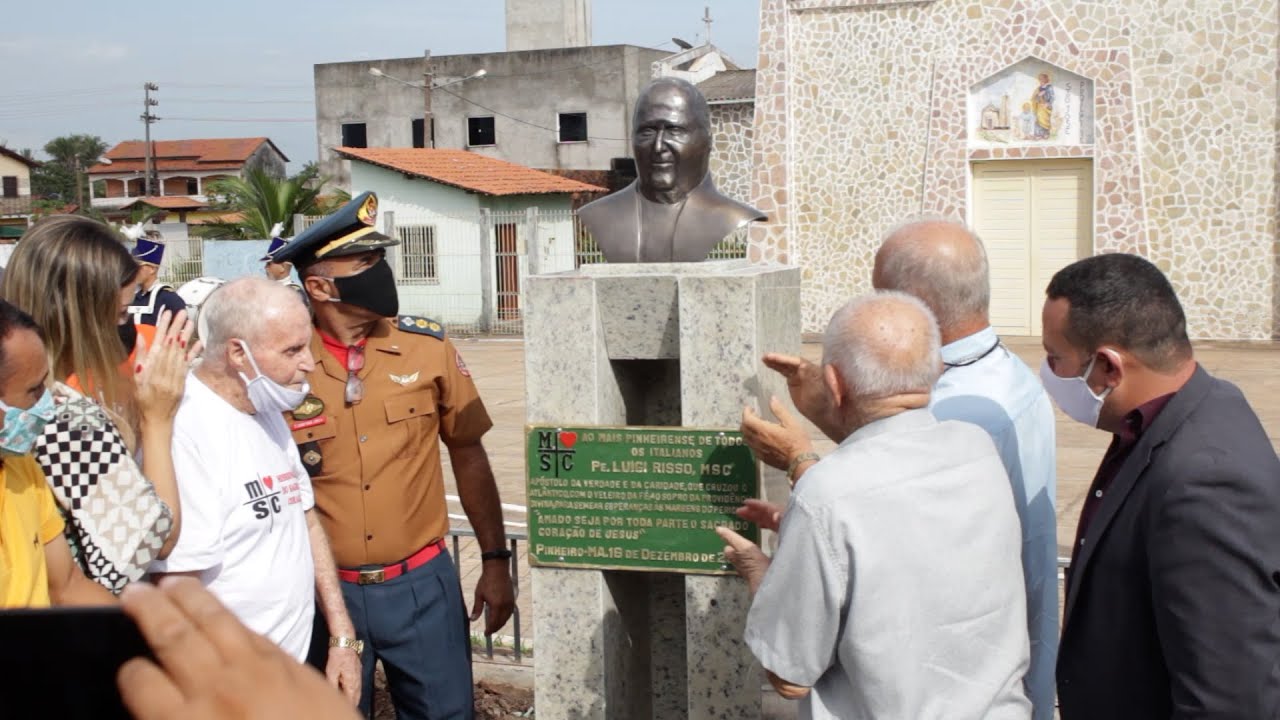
[357, 568, 385, 585]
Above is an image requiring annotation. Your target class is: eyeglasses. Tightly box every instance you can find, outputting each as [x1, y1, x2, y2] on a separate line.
[345, 345, 365, 404]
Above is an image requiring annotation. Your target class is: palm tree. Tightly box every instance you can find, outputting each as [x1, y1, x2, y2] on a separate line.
[34, 134, 108, 206]
[197, 166, 332, 239]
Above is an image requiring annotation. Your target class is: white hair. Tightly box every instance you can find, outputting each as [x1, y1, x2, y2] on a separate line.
[875, 217, 990, 332]
[822, 290, 942, 399]
[199, 276, 305, 359]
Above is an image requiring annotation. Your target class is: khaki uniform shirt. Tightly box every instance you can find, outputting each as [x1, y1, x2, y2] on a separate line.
[289, 316, 492, 568]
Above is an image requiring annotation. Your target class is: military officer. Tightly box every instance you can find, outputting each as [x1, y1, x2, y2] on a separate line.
[272, 192, 514, 720]
[127, 231, 187, 326]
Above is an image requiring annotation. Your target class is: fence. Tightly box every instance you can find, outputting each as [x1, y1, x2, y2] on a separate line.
[300, 207, 749, 336]
[157, 234, 205, 287]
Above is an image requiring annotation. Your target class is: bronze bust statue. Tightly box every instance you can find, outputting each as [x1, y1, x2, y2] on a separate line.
[577, 77, 766, 263]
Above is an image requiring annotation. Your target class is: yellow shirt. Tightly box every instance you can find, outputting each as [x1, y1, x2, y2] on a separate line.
[0, 456, 65, 608]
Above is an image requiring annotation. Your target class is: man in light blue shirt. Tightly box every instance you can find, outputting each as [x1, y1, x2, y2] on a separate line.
[741, 220, 1058, 719]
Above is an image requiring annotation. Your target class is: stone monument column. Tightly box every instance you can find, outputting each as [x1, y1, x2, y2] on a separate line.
[525, 260, 801, 719]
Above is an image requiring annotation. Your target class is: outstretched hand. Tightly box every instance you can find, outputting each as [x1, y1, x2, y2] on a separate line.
[117, 578, 360, 720]
[735, 498, 785, 533]
[762, 353, 829, 426]
[741, 396, 815, 473]
[716, 526, 771, 595]
[134, 309, 197, 424]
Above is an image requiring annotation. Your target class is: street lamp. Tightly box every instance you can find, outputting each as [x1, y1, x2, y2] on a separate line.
[368, 58, 486, 149]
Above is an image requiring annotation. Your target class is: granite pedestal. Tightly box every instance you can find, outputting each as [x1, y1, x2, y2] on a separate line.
[525, 260, 801, 719]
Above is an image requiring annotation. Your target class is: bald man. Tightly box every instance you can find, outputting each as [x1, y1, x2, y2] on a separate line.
[721, 291, 1032, 720]
[577, 77, 765, 262]
[742, 220, 1058, 719]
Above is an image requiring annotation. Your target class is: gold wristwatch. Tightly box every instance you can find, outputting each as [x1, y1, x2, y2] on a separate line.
[329, 636, 365, 656]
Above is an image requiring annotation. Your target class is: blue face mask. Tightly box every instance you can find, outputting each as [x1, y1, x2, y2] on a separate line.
[0, 389, 56, 456]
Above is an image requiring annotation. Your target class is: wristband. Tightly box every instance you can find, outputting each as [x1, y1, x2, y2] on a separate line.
[481, 548, 513, 562]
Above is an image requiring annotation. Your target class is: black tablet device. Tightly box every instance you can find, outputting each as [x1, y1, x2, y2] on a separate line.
[0, 605, 152, 719]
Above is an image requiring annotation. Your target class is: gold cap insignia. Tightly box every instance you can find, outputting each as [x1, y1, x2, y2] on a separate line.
[357, 194, 378, 226]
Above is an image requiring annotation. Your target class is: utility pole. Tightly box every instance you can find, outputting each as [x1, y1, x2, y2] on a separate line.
[703, 6, 713, 46]
[422, 50, 434, 149]
[74, 156, 83, 210]
[141, 82, 160, 197]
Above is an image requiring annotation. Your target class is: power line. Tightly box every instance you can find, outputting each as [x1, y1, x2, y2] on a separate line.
[0, 86, 133, 102]
[163, 97, 315, 105]
[160, 82, 312, 90]
[163, 117, 316, 124]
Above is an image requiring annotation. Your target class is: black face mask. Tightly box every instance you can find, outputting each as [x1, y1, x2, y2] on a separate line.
[117, 321, 138, 354]
[329, 257, 399, 318]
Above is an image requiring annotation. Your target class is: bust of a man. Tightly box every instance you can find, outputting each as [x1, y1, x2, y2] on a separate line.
[577, 77, 766, 263]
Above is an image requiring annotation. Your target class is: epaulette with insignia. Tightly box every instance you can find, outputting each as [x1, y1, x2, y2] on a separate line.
[397, 315, 445, 340]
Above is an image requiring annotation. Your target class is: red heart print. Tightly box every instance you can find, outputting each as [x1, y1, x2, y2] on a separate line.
[559, 431, 578, 448]
[263, 475, 274, 490]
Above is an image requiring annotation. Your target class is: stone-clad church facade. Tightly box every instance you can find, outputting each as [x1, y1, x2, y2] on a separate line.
[747, 0, 1279, 340]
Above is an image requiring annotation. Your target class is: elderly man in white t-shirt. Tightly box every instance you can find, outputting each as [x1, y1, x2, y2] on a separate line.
[150, 276, 361, 704]
[719, 292, 1031, 720]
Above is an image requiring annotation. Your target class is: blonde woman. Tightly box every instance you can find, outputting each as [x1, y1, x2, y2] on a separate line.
[1, 215, 195, 592]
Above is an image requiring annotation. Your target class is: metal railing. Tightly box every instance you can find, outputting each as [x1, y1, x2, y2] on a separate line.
[438, 541, 1068, 668]
[449, 527, 528, 663]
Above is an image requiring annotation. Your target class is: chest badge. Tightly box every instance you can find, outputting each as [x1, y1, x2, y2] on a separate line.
[293, 395, 325, 420]
[390, 371, 420, 386]
[303, 449, 322, 466]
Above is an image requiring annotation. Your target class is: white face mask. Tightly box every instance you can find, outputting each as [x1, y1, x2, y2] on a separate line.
[1039, 354, 1112, 428]
[236, 340, 309, 414]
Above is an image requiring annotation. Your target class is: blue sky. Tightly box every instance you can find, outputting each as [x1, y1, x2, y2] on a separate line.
[0, 0, 760, 170]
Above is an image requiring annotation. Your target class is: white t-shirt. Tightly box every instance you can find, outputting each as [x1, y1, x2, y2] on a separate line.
[149, 373, 316, 661]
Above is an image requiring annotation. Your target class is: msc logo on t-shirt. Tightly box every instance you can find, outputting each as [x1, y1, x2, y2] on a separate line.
[242, 471, 304, 522]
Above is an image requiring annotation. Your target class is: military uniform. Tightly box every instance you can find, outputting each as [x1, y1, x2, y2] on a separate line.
[289, 316, 491, 567]
[128, 235, 187, 326]
[274, 192, 505, 719]
[127, 283, 187, 327]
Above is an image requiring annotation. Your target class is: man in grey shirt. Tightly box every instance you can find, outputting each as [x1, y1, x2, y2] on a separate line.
[720, 291, 1032, 720]
[742, 220, 1057, 718]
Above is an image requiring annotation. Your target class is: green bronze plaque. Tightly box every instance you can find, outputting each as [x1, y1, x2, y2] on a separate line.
[526, 425, 760, 574]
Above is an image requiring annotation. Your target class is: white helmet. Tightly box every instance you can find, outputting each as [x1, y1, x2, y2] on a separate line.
[176, 277, 226, 332]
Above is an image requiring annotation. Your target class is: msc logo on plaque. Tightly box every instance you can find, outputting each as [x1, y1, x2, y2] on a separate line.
[536, 429, 577, 476]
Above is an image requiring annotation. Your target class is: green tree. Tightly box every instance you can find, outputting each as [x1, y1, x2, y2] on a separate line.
[197, 165, 332, 239]
[30, 133, 109, 205]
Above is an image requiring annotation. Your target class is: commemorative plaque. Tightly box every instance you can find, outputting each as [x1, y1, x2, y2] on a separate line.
[526, 425, 760, 574]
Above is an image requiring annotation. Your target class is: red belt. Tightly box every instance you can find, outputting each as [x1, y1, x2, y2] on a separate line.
[338, 539, 446, 585]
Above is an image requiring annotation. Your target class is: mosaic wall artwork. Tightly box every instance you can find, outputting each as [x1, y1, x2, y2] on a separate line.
[709, 102, 757, 204]
[970, 58, 1094, 148]
[750, 0, 1280, 340]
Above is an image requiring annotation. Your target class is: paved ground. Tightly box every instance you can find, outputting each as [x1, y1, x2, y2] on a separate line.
[445, 336, 1280, 653]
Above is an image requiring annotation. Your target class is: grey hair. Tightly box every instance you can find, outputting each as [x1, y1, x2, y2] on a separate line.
[874, 217, 990, 332]
[822, 290, 942, 399]
[199, 276, 305, 359]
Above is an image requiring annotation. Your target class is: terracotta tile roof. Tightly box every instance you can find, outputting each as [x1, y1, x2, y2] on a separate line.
[88, 137, 287, 174]
[119, 196, 209, 210]
[334, 147, 606, 196]
[0, 146, 40, 168]
[697, 70, 757, 103]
